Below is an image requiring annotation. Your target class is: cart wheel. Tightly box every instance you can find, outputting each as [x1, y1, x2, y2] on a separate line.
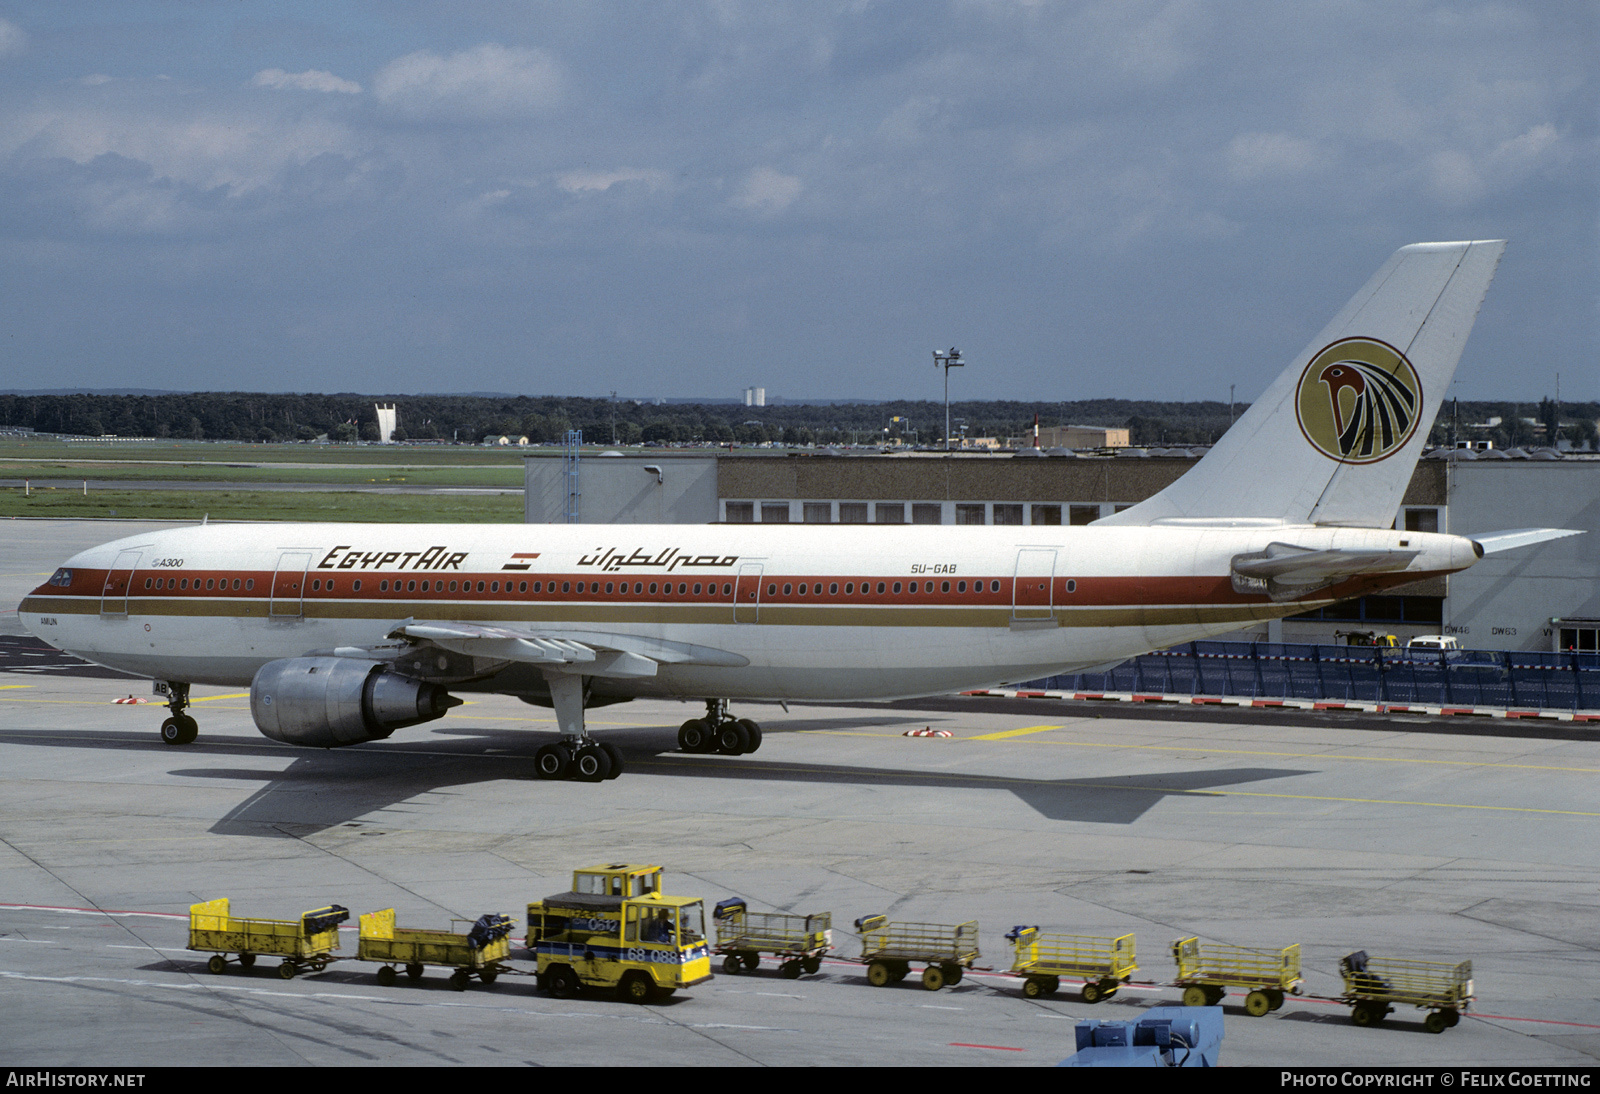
[1205, 986, 1226, 1006]
[406, 963, 423, 981]
[238, 952, 255, 969]
[1424, 1010, 1450, 1034]
[1181, 985, 1209, 1007]
[1267, 989, 1285, 1011]
[376, 966, 397, 987]
[449, 970, 470, 991]
[1023, 977, 1048, 999]
[620, 972, 654, 1004]
[278, 962, 297, 980]
[480, 969, 498, 986]
[207, 955, 227, 975]
[920, 965, 946, 992]
[889, 962, 910, 983]
[779, 960, 802, 979]
[1081, 981, 1103, 1004]
[942, 964, 963, 987]
[1351, 1002, 1382, 1027]
[740, 952, 761, 971]
[311, 957, 328, 972]
[867, 961, 892, 987]
[722, 955, 742, 975]
[1445, 1009, 1460, 1027]
[545, 964, 579, 998]
[803, 956, 822, 975]
[1245, 990, 1272, 1017]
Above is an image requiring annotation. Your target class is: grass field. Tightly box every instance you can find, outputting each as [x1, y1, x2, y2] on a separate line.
[0, 437, 537, 467]
[0, 487, 524, 523]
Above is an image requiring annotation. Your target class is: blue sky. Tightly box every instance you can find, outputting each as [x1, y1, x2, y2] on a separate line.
[0, 2, 1593, 402]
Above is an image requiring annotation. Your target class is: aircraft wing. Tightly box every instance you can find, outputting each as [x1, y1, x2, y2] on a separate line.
[1470, 528, 1584, 555]
[1231, 541, 1420, 602]
[386, 619, 748, 679]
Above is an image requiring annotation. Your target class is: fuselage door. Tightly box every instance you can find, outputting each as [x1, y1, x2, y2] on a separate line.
[269, 551, 314, 618]
[1012, 548, 1057, 622]
[734, 563, 764, 623]
[99, 549, 142, 616]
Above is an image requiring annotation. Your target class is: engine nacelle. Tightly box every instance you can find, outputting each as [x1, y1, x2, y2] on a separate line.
[251, 657, 460, 748]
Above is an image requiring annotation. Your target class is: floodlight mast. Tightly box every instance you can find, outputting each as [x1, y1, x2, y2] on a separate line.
[933, 348, 963, 451]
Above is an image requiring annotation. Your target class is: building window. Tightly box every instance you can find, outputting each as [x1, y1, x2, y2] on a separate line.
[803, 502, 832, 523]
[1402, 508, 1441, 534]
[1069, 504, 1100, 526]
[839, 502, 869, 524]
[955, 504, 986, 525]
[993, 504, 1023, 525]
[762, 502, 791, 523]
[725, 501, 754, 523]
[911, 503, 942, 525]
[1031, 504, 1062, 526]
[875, 503, 905, 524]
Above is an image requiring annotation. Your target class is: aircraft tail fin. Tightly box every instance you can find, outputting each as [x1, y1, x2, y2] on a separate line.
[1099, 240, 1506, 529]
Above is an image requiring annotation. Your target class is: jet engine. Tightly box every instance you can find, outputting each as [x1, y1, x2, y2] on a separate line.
[250, 657, 460, 748]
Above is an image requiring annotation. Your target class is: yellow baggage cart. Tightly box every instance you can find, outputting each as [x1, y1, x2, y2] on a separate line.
[1172, 936, 1301, 1015]
[188, 898, 346, 979]
[1339, 951, 1474, 1033]
[358, 909, 514, 991]
[713, 898, 831, 978]
[1006, 926, 1137, 1002]
[856, 915, 978, 992]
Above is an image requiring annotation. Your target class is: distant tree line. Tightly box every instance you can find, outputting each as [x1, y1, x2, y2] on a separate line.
[0, 392, 1593, 449]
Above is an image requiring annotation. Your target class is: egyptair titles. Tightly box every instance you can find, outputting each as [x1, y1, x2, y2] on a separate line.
[578, 546, 739, 573]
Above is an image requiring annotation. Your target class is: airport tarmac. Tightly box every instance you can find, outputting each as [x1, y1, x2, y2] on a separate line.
[2, 520, 1597, 1067]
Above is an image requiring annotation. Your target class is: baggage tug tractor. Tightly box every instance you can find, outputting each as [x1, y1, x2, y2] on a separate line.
[526, 863, 712, 1003]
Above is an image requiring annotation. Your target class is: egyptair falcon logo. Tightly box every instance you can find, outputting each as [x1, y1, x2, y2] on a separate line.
[1295, 337, 1422, 463]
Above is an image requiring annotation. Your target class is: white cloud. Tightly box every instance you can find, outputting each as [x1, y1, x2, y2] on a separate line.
[252, 68, 362, 95]
[0, 17, 26, 58]
[373, 43, 561, 121]
[556, 168, 667, 194]
[733, 166, 802, 213]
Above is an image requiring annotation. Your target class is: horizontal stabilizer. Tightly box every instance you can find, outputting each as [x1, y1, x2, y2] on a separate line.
[1470, 528, 1584, 555]
[1231, 541, 1419, 602]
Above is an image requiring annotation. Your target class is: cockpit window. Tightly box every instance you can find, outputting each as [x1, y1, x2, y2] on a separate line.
[47, 569, 72, 588]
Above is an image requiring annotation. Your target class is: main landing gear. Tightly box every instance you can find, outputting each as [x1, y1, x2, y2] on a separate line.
[533, 672, 624, 783]
[159, 681, 198, 746]
[678, 699, 763, 756]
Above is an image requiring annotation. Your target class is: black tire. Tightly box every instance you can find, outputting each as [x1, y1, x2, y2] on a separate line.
[740, 952, 760, 970]
[278, 962, 296, 980]
[736, 718, 763, 752]
[722, 954, 742, 975]
[620, 973, 654, 1004]
[207, 955, 226, 975]
[888, 962, 909, 983]
[599, 741, 624, 779]
[405, 963, 423, 981]
[160, 718, 185, 746]
[449, 970, 469, 991]
[1205, 986, 1226, 1006]
[238, 952, 255, 969]
[678, 719, 711, 753]
[942, 964, 963, 987]
[573, 744, 612, 782]
[1351, 1003, 1375, 1027]
[716, 721, 751, 755]
[1445, 1009, 1460, 1027]
[480, 969, 498, 986]
[534, 742, 572, 780]
[803, 956, 821, 975]
[545, 965, 579, 998]
[779, 960, 802, 979]
[1425, 1010, 1449, 1034]
[376, 965, 397, 987]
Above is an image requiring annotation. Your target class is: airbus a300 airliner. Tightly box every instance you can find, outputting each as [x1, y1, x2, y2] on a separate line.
[18, 240, 1577, 780]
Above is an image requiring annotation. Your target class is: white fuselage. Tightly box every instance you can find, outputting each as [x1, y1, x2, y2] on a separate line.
[20, 521, 1479, 702]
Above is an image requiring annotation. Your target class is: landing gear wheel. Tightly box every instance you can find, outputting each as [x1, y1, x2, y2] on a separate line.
[545, 965, 579, 999]
[534, 742, 572, 780]
[207, 955, 226, 975]
[1182, 985, 1209, 1007]
[1245, 990, 1272, 1016]
[376, 965, 397, 987]
[678, 719, 712, 753]
[803, 956, 822, 975]
[740, 952, 760, 970]
[620, 973, 654, 1004]
[572, 744, 612, 782]
[867, 961, 892, 987]
[722, 955, 743, 975]
[406, 963, 423, 981]
[779, 960, 803, 979]
[599, 741, 624, 778]
[920, 965, 946, 991]
[238, 952, 255, 969]
[160, 715, 197, 745]
[1424, 1010, 1450, 1034]
[735, 718, 763, 752]
[716, 721, 751, 755]
[278, 962, 297, 980]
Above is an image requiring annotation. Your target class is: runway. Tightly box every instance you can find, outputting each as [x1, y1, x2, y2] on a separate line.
[2, 520, 1597, 1066]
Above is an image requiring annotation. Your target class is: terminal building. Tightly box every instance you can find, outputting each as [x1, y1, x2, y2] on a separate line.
[524, 448, 1598, 654]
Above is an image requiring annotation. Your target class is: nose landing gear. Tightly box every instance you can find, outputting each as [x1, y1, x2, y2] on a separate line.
[158, 681, 197, 745]
[678, 699, 763, 755]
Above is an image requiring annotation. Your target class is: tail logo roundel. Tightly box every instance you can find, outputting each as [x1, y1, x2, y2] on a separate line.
[1295, 337, 1422, 463]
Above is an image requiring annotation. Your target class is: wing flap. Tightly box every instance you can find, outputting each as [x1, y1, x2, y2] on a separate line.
[386, 619, 747, 679]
